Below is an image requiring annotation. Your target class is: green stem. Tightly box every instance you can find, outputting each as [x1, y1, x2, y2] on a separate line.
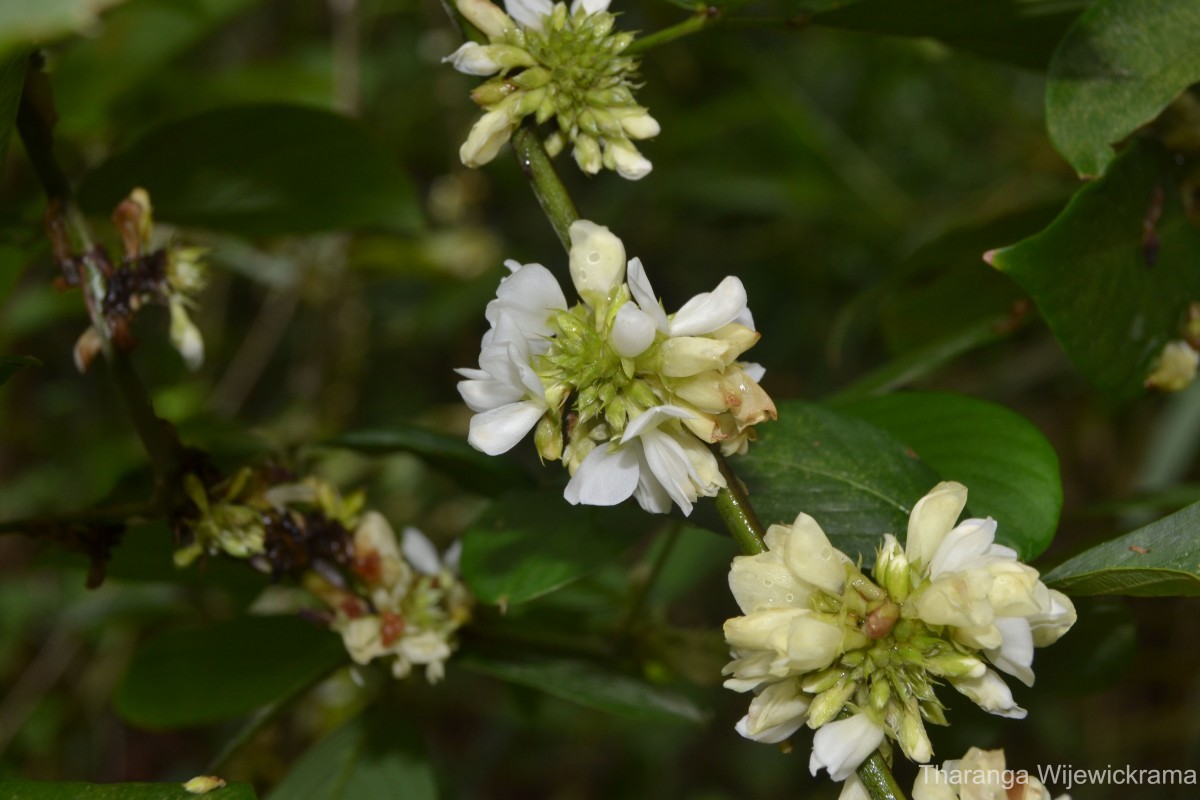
[858, 751, 908, 800]
[714, 453, 766, 555]
[626, 9, 721, 56]
[511, 122, 580, 248]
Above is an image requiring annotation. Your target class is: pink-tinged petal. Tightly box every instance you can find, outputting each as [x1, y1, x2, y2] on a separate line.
[809, 714, 886, 781]
[669, 276, 747, 337]
[610, 303, 657, 358]
[626, 258, 669, 331]
[401, 527, 441, 575]
[986, 616, 1035, 687]
[467, 400, 546, 455]
[929, 517, 1000, 579]
[504, 0, 552, 29]
[905, 481, 969, 568]
[564, 442, 640, 506]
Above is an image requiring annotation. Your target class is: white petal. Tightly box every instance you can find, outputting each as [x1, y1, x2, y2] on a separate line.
[460, 108, 515, 167]
[1030, 590, 1077, 647]
[929, 517, 999, 579]
[621, 405, 693, 441]
[632, 471, 672, 514]
[839, 775, 872, 800]
[809, 714, 886, 782]
[401, 527, 442, 575]
[638, 428, 702, 515]
[626, 258, 668, 332]
[568, 219, 626, 299]
[610, 303, 657, 358]
[442, 41, 503, 76]
[905, 481, 968, 569]
[781, 513, 847, 596]
[669, 276, 748, 337]
[564, 442, 640, 506]
[458, 374, 524, 413]
[569, 0, 610, 14]
[504, 0, 552, 30]
[485, 263, 567, 339]
[443, 540, 463, 574]
[742, 362, 766, 382]
[728, 552, 814, 614]
[951, 669, 1026, 719]
[735, 681, 810, 743]
[467, 400, 546, 455]
[986, 616, 1035, 687]
[911, 767, 958, 800]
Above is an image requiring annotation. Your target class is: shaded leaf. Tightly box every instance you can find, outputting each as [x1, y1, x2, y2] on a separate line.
[1041, 500, 1200, 596]
[116, 614, 346, 728]
[990, 139, 1200, 400]
[732, 400, 940, 562]
[1034, 598, 1136, 695]
[460, 489, 658, 606]
[0, 780, 256, 799]
[458, 652, 707, 724]
[1046, 0, 1200, 178]
[52, 0, 262, 137]
[78, 104, 420, 236]
[839, 392, 1062, 560]
[0, 1, 129, 60]
[0, 355, 41, 386]
[266, 710, 436, 800]
[802, 0, 1089, 70]
[325, 427, 532, 495]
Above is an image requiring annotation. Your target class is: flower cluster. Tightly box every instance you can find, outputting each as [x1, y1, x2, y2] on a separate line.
[913, 747, 1068, 800]
[447, 0, 659, 179]
[722, 481, 1076, 786]
[307, 513, 473, 683]
[457, 220, 775, 514]
[68, 188, 208, 372]
[177, 466, 472, 683]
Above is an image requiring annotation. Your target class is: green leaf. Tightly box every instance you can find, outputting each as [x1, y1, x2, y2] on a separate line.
[266, 710, 436, 800]
[324, 427, 533, 495]
[804, 0, 1089, 70]
[0, 780, 257, 799]
[458, 652, 708, 724]
[0, 1, 130, 60]
[77, 104, 420, 236]
[1034, 598, 1136, 695]
[990, 139, 1200, 400]
[0, 54, 26, 165]
[732, 400, 940, 562]
[1046, 0, 1200, 178]
[838, 392, 1062, 561]
[52, 0, 261, 137]
[116, 614, 346, 728]
[460, 489, 658, 606]
[1041, 500, 1200, 596]
[0, 355, 41, 386]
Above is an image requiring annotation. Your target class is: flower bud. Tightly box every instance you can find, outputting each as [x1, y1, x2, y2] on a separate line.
[456, 0, 515, 40]
[471, 80, 518, 106]
[511, 65, 552, 89]
[806, 680, 857, 728]
[460, 107, 516, 167]
[898, 711, 932, 762]
[568, 220, 627, 298]
[442, 42, 505, 76]
[1146, 339, 1199, 391]
[617, 110, 661, 140]
[605, 140, 652, 180]
[874, 534, 912, 602]
[534, 414, 563, 462]
[572, 135, 602, 175]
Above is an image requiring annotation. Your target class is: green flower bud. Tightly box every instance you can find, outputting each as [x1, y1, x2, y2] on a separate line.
[806, 680, 858, 729]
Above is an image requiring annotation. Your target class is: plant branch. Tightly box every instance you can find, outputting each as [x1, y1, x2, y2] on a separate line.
[511, 121, 580, 249]
[714, 452, 766, 555]
[626, 7, 722, 56]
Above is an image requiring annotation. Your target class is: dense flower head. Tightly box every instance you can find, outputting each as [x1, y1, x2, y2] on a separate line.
[722, 482, 1076, 785]
[457, 220, 775, 515]
[309, 513, 473, 683]
[447, 0, 658, 179]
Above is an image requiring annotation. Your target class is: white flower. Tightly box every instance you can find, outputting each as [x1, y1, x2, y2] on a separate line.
[503, 0, 612, 33]
[1146, 339, 1199, 391]
[563, 405, 725, 515]
[809, 713, 886, 782]
[734, 680, 810, 744]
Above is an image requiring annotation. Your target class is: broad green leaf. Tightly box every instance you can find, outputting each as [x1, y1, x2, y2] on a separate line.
[458, 652, 708, 724]
[78, 104, 420, 236]
[325, 427, 533, 495]
[732, 400, 940, 562]
[990, 139, 1200, 400]
[0, 780, 256, 799]
[804, 0, 1089, 70]
[0, 355, 40, 386]
[266, 710, 436, 800]
[52, 0, 261, 137]
[838, 392, 1062, 560]
[0, 1, 129, 60]
[1041, 500, 1200, 596]
[0, 54, 26, 165]
[116, 614, 346, 727]
[1046, 0, 1200, 178]
[460, 489, 658, 606]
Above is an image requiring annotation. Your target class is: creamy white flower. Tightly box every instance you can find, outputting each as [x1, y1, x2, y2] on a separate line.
[568, 219, 626, 300]
[809, 713, 886, 782]
[563, 405, 724, 515]
[734, 680, 810, 744]
[914, 747, 1068, 800]
[456, 314, 550, 455]
[460, 107, 517, 168]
